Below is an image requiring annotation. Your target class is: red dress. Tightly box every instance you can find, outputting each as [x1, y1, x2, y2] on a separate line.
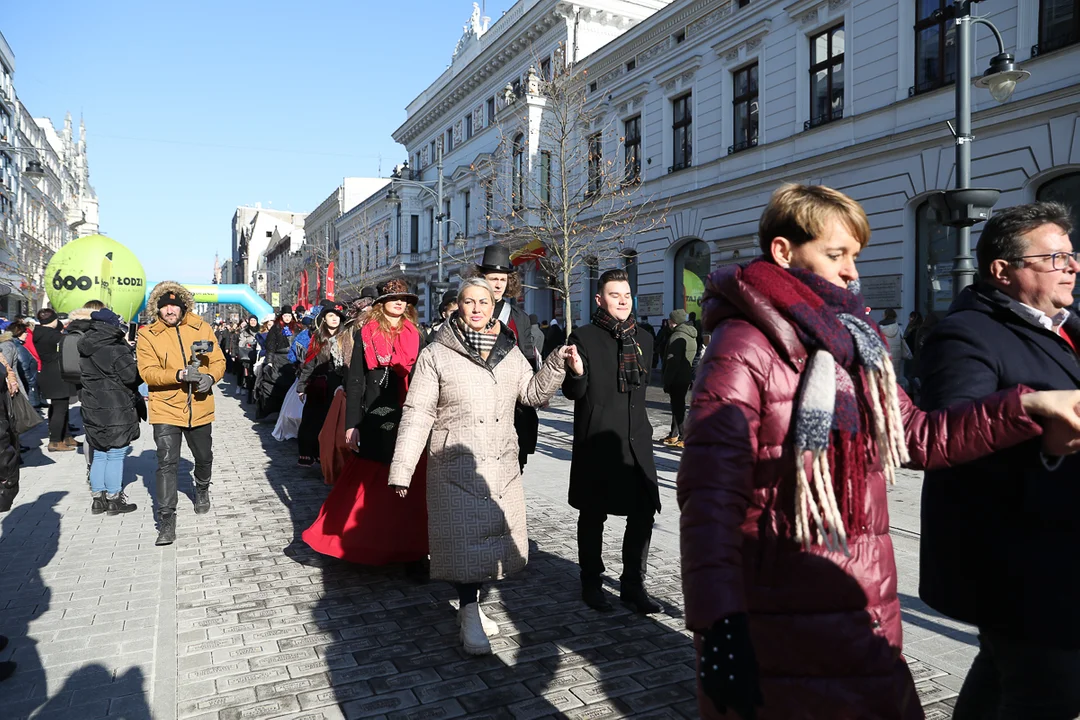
[302, 318, 429, 565]
[301, 452, 429, 564]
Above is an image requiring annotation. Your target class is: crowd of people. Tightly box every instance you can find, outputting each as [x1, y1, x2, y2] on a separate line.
[1, 186, 1079, 717]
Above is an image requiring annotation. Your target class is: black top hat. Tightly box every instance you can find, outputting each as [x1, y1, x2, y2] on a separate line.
[278, 305, 295, 316]
[476, 245, 515, 274]
[360, 286, 378, 300]
[374, 279, 419, 306]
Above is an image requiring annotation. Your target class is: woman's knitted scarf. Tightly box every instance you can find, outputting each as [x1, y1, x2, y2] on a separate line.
[741, 259, 909, 555]
[592, 307, 645, 393]
[454, 315, 499, 361]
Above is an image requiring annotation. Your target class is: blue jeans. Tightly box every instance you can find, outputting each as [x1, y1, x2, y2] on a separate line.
[90, 446, 130, 495]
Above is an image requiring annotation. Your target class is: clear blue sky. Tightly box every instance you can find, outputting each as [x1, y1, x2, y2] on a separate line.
[3, 0, 516, 284]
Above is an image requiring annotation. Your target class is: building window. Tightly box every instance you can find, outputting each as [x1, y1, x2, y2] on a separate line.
[430, 140, 437, 161]
[512, 133, 525, 210]
[540, 57, 552, 80]
[626, 59, 637, 72]
[444, 200, 452, 246]
[624, 115, 642, 183]
[463, 190, 471, 236]
[428, 208, 434, 249]
[730, 64, 759, 154]
[1036, 173, 1080, 245]
[446, 128, 454, 152]
[540, 151, 552, 204]
[384, 233, 390, 265]
[486, 97, 495, 125]
[410, 214, 419, 253]
[465, 113, 473, 140]
[914, 0, 956, 95]
[586, 256, 600, 301]
[1036, 0, 1080, 55]
[623, 250, 639, 300]
[485, 185, 494, 228]
[671, 96, 692, 172]
[914, 200, 954, 318]
[674, 239, 710, 316]
[512, 77, 522, 98]
[589, 81, 598, 92]
[808, 24, 844, 129]
[675, 30, 686, 44]
[588, 133, 603, 195]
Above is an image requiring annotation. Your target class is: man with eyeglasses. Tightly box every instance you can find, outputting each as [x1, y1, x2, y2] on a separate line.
[919, 201, 1080, 719]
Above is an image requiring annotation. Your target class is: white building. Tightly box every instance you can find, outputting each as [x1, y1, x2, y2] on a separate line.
[230, 205, 307, 293]
[0, 29, 99, 315]
[302, 178, 390, 302]
[377, 0, 1080, 327]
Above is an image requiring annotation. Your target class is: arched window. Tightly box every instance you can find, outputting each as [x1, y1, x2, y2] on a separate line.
[1036, 172, 1080, 244]
[674, 239, 710, 318]
[914, 200, 953, 319]
[512, 133, 525, 210]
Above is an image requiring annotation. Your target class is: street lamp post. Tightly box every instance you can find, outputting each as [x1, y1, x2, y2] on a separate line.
[932, 0, 1030, 299]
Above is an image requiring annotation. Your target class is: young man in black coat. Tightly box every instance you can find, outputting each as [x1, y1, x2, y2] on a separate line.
[475, 245, 538, 472]
[563, 268, 661, 614]
[919, 201, 1080, 718]
[34, 308, 77, 453]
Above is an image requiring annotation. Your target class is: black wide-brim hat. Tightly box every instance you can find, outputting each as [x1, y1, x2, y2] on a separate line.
[318, 302, 346, 322]
[375, 279, 419, 306]
[476, 244, 515, 274]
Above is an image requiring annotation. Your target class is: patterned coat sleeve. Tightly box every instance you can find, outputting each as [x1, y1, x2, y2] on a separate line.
[388, 348, 440, 489]
[517, 347, 565, 408]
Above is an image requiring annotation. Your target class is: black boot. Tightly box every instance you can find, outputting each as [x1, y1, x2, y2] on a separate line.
[91, 491, 107, 515]
[155, 514, 176, 546]
[0, 480, 18, 513]
[106, 492, 137, 515]
[582, 580, 614, 612]
[620, 583, 661, 614]
[194, 484, 211, 515]
[0, 660, 15, 683]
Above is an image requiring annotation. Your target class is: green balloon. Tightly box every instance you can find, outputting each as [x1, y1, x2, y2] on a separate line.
[44, 234, 147, 321]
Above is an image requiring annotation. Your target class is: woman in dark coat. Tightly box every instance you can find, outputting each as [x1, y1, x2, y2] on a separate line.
[34, 308, 76, 452]
[295, 302, 349, 467]
[677, 184, 1080, 720]
[302, 280, 429, 565]
[78, 309, 140, 515]
[0, 355, 21, 512]
[661, 309, 699, 447]
[256, 307, 299, 419]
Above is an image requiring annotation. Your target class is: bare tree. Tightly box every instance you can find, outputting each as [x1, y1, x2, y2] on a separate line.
[476, 52, 667, 336]
[334, 208, 389, 301]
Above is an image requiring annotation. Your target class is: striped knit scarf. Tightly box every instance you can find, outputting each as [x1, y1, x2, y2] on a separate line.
[592, 307, 645, 393]
[741, 259, 909, 556]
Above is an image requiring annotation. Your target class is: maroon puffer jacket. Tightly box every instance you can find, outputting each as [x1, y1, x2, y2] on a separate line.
[678, 266, 1042, 720]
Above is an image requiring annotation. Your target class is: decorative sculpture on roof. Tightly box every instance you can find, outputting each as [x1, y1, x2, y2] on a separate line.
[453, 2, 490, 61]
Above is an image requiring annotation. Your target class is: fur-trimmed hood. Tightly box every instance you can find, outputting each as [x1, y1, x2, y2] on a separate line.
[146, 281, 195, 318]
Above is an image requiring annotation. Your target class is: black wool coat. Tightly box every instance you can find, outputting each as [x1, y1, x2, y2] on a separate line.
[346, 326, 426, 465]
[919, 282, 1080, 648]
[78, 322, 143, 451]
[498, 300, 540, 457]
[34, 324, 75, 400]
[563, 322, 659, 515]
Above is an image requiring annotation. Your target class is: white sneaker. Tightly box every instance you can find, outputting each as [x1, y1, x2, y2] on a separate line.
[457, 603, 500, 637]
[459, 602, 492, 655]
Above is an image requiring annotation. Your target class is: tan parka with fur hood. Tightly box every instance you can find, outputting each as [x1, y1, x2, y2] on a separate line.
[136, 281, 226, 427]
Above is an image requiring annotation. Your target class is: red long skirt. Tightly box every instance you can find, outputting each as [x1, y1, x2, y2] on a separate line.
[301, 453, 429, 565]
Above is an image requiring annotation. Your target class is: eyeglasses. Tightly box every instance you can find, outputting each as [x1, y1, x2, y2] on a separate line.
[1006, 251, 1080, 271]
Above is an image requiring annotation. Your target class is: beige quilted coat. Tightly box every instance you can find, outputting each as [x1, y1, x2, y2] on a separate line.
[388, 323, 565, 584]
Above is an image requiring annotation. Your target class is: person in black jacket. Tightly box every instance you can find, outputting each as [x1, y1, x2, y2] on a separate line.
[0, 355, 20, 513]
[919, 201, 1080, 719]
[295, 302, 349, 467]
[79, 308, 141, 516]
[256, 307, 300, 420]
[564, 269, 661, 615]
[34, 308, 77, 452]
[474, 244, 538, 472]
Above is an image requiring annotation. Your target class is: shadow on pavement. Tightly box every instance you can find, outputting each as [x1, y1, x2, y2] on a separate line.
[29, 666, 151, 720]
[0, 490, 64, 718]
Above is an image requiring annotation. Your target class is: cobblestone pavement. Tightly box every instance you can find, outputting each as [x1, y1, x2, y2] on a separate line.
[0, 377, 971, 719]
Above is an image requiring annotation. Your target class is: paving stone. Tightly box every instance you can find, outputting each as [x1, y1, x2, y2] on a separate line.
[340, 689, 419, 718]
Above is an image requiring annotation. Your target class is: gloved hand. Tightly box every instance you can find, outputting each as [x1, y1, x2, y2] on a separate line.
[180, 362, 202, 383]
[195, 373, 214, 394]
[700, 614, 763, 720]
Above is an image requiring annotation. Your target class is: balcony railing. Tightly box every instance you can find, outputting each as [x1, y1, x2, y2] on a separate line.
[1032, 29, 1079, 57]
[728, 137, 759, 155]
[908, 72, 956, 97]
[804, 106, 844, 131]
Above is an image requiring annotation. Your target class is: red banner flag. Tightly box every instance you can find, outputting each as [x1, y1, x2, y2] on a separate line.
[315, 262, 322, 302]
[326, 262, 335, 301]
[298, 270, 309, 309]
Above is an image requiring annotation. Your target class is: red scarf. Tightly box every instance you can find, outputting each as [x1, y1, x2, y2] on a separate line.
[362, 320, 420, 392]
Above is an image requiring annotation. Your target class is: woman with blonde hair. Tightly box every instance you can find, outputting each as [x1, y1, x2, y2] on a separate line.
[302, 280, 429, 566]
[677, 184, 1080, 719]
[388, 277, 581, 656]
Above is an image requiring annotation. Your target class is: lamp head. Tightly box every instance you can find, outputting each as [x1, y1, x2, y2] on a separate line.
[23, 159, 46, 181]
[973, 52, 1030, 103]
[386, 187, 401, 205]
